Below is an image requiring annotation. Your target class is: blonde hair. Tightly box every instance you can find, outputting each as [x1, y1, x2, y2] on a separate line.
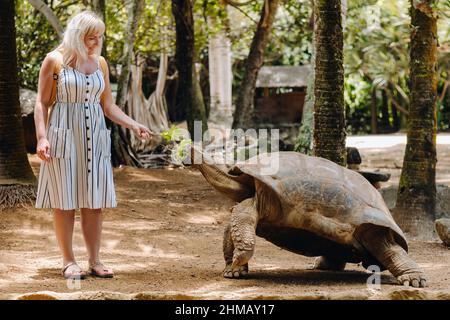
[58, 11, 105, 69]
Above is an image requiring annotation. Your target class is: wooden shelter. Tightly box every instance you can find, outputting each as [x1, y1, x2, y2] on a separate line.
[254, 65, 311, 124]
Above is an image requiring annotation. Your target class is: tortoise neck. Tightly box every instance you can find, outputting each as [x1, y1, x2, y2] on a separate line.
[196, 162, 255, 203]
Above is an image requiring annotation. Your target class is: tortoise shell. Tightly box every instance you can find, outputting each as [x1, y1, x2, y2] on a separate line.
[229, 152, 407, 262]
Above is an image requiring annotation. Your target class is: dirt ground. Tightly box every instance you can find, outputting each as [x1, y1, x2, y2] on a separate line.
[0, 134, 449, 300]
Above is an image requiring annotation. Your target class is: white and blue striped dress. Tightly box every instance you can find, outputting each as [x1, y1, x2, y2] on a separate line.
[36, 60, 117, 210]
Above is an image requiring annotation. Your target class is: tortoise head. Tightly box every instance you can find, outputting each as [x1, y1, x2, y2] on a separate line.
[185, 143, 255, 202]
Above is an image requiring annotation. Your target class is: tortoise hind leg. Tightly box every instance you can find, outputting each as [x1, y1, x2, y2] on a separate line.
[313, 256, 346, 271]
[222, 198, 258, 279]
[357, 227, 427, 288]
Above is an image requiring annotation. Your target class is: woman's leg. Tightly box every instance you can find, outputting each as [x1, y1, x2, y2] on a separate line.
[53, 209, 76, 265]
[80, 208, 103, 266]
[80, 208, 113, 277]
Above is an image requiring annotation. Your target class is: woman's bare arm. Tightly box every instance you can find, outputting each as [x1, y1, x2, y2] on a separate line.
[34, 54, 57, 139]
[100, 57, 151, 139]
[34, 53, 58, 161]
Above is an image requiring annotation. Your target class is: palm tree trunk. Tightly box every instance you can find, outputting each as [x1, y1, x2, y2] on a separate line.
[172, 0, 208, 138]
[0, 0, 37, 208]
[232, 0, 280, 129]
[312, 0, 346, 166]
[394, 0, 438, 237]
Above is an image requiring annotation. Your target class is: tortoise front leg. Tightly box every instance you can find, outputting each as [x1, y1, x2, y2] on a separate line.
[222, 198, 258, 279]
[223, 224, 248, 278]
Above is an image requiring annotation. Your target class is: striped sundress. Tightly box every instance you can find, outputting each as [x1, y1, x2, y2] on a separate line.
[35, 59, 117, 210]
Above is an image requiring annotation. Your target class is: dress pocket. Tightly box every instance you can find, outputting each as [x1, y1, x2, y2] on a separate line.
[101, 129, 112, 158]
[48, 125, 73, 159]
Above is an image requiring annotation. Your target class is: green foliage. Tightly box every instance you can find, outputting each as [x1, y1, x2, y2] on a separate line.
[15, 1, 60, 89]
[161, 125, 189, 142]
[161, 125, 192, 165]
[135, 0, 174, 57]
[344, 74, 372, 133]
[267, 0, 312, 65]
[344, 1, 411, 109]
[15, 0, 87, 90]
[227, 0, 312, 109]
[172, 138, 193, 165]
[14, 0, 450, 135]
[344, 0, 450, 133]
[103, 0, 127, 63]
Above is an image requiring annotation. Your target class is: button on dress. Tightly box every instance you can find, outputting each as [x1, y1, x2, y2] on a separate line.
[36, 62, 117, 210]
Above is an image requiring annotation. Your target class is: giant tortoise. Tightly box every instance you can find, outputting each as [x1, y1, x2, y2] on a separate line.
[194, 151, 426, 287]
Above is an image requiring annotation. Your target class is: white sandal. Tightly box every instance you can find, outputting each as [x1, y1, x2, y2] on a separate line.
[62, 262, 87, 280]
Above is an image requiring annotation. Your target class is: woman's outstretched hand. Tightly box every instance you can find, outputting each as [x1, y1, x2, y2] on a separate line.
[36, 137, 51, 162]
[131, 123, 153, 140]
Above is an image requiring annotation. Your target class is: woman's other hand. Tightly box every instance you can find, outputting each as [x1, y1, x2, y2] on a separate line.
[131, 123, 153, 140]
[37, 138, 51, 162]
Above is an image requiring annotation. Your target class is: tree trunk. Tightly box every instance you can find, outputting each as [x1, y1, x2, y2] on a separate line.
[91, 0, 105, 21]
[394, 0, 438, 238]
[116, 0, 143, 108]
[391, 97, 400, 131]
[387, 83, 402, 131]
[28, 0, 63, 39]
[370, 87, 378, 134]
[172, 0, 208, 138]
[128, 56, 169, 153]
[380, 89, 390, 131]
[0, 0, 37, 208]
[232, 0, 280, 129]
[446, 80, 450, 109]
[91, 0, 107, 58]
[312, 0, 346, 166]
[111, 0, 144, 167]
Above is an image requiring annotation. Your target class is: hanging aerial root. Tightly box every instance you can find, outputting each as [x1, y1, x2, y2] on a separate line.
[0, 184, 37, 210]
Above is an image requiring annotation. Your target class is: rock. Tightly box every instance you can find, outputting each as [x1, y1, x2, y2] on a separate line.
[19, 88, 37, 116]
[16, 292, 59, 300]
[435, 218, 450, 246]
[346, 147, 362, 166]
[436, 185, 450, 219]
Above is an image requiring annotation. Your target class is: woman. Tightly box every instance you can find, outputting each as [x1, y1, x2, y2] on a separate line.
[34, 11, 151, 279]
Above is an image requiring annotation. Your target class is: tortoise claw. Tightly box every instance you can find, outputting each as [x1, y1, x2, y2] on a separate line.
[223, 264, 249, 279]
[397, 273, 427, 288]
